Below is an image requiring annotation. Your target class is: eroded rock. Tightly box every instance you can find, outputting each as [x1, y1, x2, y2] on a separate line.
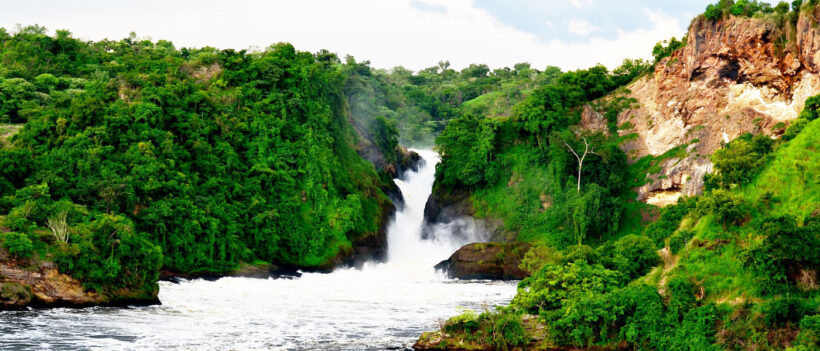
[582, 13, 820, 205]
[435, 242, 531, 280]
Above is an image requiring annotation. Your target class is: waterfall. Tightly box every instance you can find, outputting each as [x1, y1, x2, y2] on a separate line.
[0, 150, 516, 351]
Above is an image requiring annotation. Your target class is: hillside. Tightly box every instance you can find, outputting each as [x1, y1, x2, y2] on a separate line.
[418, 1, 820, 350]
[0, 29, 406, 306]
[583, 5, 820, 206]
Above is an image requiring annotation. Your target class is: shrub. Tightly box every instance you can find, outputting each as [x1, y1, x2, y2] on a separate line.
[763, 297, 811, 327]
[1, 232, 33, 259]
[667, 277, 698, 320]
[795, 315, 820, 347]
[666, 304, 721, 351]
[444, 309, 480, 333]
[744, 216, 820, 293]
[643, 196, 698, 247]
[669, 229, 694, 254]
[491, 312, 528, 348]
[512, 261, 623, 314]
[519, 244, 562, 273]
[611, 234, 659, 280]
[695, 189, 747, 230]
[54, 214, 162, 296]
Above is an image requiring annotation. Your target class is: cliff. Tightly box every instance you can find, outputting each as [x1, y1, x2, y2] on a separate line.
[583, 10, 820, 206]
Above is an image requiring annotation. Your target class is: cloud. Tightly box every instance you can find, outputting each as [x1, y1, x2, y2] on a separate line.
[0, 1, 686, 71]
[567, 19, 598, 36]
[570, 0, 593, 8]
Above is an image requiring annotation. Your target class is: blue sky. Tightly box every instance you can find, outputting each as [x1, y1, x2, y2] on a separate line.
[473, 0, 710, 42]
[0, 0, 715, 71]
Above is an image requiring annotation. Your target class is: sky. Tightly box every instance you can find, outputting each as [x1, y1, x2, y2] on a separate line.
[0, 0, 713, 71]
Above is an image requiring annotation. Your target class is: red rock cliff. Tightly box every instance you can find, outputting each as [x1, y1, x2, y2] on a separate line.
[583, 10, 820, 206]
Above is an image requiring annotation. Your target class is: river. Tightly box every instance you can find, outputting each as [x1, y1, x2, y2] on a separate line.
[0, 150, 517, 351]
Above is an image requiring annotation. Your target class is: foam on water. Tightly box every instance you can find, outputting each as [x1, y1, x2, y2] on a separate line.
[0, 149, 517, 350]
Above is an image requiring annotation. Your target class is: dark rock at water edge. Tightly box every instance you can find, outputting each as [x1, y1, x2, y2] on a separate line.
[435, 242, 531, 281]
[421, 187, 510, 242]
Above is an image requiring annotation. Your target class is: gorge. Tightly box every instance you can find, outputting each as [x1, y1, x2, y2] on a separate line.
[2, 1, 820, 350]
[0, 150, 517, 350]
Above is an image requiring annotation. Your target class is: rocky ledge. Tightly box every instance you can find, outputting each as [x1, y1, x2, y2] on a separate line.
[0, 258, 158, 310]
[435, 242, 531, 280]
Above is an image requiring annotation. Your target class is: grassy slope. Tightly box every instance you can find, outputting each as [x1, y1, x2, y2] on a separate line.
[654, 118, 820, 304]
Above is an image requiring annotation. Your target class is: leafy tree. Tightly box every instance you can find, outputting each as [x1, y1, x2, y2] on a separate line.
[695, 189, 747, 230]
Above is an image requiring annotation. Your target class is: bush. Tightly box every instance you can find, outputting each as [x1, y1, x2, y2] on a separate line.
[1, 232, 33, 259]
[695, 189, 747, 230]
[512, 261, 623, 314]
[54, 214, 162, 296]
[762, 297, 811, 327]
[608, 234, 659, 280]
[519, 244, 562, 273]
[795, 315, 820, 347]
[669, 229, 694, 254]
[444, 309, 480, 333]
[644, 196, 697, 247]
[666, 304, 721, 351]
[744, 216, 820, 293]
[491, 312, 528, 348]
[667, 277, 698, 320]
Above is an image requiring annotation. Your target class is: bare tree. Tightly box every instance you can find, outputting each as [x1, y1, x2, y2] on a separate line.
[47, 210, 70, 244]
[563, 137, 595, 193]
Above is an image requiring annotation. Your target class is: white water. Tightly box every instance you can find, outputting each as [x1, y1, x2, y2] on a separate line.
[0, 150, 517, 351]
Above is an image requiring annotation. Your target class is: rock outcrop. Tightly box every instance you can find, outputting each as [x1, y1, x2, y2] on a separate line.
[435, 242, 531, 280]
[0, 257, 158, 310]
[583, 12, 820, 206]
[422, 188, 510, 242]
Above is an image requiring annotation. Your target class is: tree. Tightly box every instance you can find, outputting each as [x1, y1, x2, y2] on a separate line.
[695, 189, 747, 230]
[47, 210, 70, 244]
[563, 136, 595, 193]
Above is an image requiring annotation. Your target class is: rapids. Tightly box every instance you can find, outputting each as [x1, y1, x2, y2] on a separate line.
[0, 150, 517, 350]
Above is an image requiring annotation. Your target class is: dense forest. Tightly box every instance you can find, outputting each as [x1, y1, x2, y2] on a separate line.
[1, 0, 819, 349]
[420, 1, 820, 350]
[0, 25, 582, 300]
[0, 26, 410, 298]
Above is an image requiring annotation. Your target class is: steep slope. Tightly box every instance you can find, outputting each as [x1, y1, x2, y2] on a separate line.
[583, 10, 820, 206]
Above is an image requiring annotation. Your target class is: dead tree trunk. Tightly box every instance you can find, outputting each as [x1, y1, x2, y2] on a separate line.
[563, 137, 592, 193]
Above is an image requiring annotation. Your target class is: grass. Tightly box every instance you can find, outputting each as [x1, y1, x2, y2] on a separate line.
[471, 145, 560, 244]
[654, 119, 820, 303]
[742, 118, 820, 221]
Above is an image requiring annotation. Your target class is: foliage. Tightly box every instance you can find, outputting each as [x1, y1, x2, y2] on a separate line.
[743, 215, 820, 294]
[607, 234, 659, 280]
[435, 113, 496, 188]
[652, 37, 685, 63]
[512, 260, 623, 314]
[0, 28, 402, 293]
[704, 132, 773, 190]
[643, 197, 697, 247]
[54, 214, 163, 295]
[1, 231, 33, 259]
[695, 189, 748, 230]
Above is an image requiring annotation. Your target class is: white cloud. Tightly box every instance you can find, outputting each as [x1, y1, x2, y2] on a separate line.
[571, 0, 593, 8]
[568, 19, 598, 36]
[0, 1, 686, 71]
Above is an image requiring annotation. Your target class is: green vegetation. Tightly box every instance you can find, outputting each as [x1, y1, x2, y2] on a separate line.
[432, 25, 820, 347]
[0, 27, 410, 296]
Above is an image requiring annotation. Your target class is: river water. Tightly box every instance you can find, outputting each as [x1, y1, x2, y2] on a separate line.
[0, 150, 517, 351]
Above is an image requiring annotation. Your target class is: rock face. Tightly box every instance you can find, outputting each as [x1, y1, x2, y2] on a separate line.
[582, 12, 820, 206]
[0, 259, 158, 310]
[435, 242, 531, 280]
[422, 188, 510, 242]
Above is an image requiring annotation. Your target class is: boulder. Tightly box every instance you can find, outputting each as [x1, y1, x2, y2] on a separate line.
[435, 242, 531, 280]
